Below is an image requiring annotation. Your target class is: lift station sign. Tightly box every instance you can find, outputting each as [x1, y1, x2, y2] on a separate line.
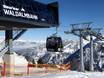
[3, 5, 38, 20]
[0, 0, 59, 28]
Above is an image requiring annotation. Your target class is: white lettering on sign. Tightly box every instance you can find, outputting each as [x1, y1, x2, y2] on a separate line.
[3, 5, 19, 11]
[3, 5, 38, 20]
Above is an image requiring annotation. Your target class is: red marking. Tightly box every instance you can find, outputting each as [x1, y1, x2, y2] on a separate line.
[1, 62, 6, 76]
[28, 64, 35, 67]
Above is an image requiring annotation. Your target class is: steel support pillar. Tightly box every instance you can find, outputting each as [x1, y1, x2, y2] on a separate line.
[5, 30, 13, 54]
[90, 35, 94, 71]
[80, 33, 85, 72]
[3, 30, 14, 76]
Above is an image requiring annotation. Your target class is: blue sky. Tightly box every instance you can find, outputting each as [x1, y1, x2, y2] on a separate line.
[1, 0, 104, 41]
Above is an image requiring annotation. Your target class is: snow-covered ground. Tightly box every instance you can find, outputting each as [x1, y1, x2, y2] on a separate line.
[3, 71, 104, 78]
[28, 71, 104, 78]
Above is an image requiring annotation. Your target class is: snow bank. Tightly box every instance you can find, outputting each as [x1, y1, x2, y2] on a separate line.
[14, 53, 28, 74]
[38, 71, 104, 78]
[4, 71, 104, 78]
[14, 53, 28, 65]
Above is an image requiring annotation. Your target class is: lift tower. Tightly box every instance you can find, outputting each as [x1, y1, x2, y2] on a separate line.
[0, 0, 59, 76]
[65, 22, 103, 72]
[86, 28, 103, 71]
[65, 22, 93, 72]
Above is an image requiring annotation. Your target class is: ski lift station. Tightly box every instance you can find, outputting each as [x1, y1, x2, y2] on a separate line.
[0, 0, 59, 76]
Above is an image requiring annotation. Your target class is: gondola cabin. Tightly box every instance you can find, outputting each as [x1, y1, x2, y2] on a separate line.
[46, 36, 63, 52]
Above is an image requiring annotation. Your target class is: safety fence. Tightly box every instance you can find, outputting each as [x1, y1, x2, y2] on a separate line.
[27, 63, 71, 75]
[0, 63, 71, 77]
